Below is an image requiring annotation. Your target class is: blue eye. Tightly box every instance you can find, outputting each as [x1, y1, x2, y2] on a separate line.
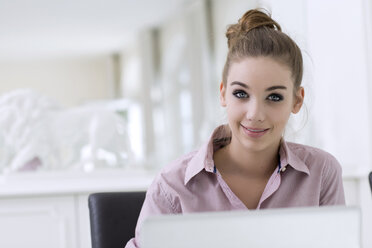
[267, 94, 283, 102]
[233, 90, 248, 99]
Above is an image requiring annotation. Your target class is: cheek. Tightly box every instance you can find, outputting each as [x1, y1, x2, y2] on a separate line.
[226, 105, 240, 120]
[268, 105, 292, 125]
[225, 98, 239, 114]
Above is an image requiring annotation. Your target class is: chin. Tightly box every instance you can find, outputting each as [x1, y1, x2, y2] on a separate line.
[243, 140, 269, 152]
[240, 134, 279, 153]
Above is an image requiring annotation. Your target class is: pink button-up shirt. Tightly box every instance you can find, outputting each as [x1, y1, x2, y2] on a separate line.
[125, 125, 345, 248]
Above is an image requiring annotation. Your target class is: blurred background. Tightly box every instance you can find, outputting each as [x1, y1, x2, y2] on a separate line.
[0, 0, 371, 247]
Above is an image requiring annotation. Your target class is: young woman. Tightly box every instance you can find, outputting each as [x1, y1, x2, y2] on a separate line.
[125, 8, 345, 248]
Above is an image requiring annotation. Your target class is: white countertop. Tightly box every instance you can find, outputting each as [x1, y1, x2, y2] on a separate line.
[0, 168, 157, 197]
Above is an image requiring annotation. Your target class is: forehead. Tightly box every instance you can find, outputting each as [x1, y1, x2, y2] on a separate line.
[227, 57, 293, 89]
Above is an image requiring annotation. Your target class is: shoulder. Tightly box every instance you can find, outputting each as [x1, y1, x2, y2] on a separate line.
[284, 141, 343, 179]
[149, 148, 200, 193]
[286, 142, 340, 166]
[159, 150, 198, 181]
[144, 150, 199, 212]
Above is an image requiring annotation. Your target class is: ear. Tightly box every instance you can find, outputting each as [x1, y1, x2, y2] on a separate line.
[220, 82, 227, 107]
[292, 87, 304, 114]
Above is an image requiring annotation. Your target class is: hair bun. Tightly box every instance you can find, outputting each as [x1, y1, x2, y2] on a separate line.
[239, 9, 281, 33]
[226, 9, 281, 48]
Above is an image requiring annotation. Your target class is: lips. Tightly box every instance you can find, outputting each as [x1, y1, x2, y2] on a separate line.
[246, 128, 267, 133]
[241, 125, 270, 138]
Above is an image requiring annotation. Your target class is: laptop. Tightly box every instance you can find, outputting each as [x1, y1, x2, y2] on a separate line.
[140, 206, 361, 248]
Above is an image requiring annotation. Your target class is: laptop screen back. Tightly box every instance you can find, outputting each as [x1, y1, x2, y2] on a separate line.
[140, 206, 360, 248]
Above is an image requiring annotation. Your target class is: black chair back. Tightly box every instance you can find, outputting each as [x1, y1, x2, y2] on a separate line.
[88, 191, 146, 248]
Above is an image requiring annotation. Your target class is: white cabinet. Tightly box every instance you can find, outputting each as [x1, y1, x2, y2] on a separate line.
[0, 196, 78, 248]
[0, 169, 155, 248]
[77, 194, 92, 248]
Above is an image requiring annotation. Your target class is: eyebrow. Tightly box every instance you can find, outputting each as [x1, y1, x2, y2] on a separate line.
[266, 85, 287, 91]
[230, 81, 287, 91]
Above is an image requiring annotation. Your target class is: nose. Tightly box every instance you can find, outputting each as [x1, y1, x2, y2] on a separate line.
[245, 99, 265, 122]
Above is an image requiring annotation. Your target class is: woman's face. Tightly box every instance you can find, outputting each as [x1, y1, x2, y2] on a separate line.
[220, 56, 304, 153]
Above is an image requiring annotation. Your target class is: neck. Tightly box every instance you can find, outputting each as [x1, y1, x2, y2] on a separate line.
[216, 137, 281, 177]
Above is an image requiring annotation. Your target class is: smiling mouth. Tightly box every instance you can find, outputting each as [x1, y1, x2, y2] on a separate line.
[241, 125, 270, 138]
[242, 125, 269, 132]
[246, 128, 268, 133]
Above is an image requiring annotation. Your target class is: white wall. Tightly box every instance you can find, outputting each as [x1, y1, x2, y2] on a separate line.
[0, 55, 115, 107]
[120, 1, 217, 166]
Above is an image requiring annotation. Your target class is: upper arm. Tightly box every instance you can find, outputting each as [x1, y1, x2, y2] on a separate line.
[125, 177, 179, 248]
[319, 155, 345, 205]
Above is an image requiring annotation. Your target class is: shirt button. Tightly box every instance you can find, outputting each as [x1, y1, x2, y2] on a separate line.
[281, 166, 287, 172]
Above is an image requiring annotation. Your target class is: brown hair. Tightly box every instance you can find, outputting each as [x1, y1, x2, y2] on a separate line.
[222, 9, 303, 90]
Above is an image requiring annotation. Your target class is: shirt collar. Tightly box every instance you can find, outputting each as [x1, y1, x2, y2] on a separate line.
[184, 125, 310, 185]
[279, 139, 310, 175]
[184, 125, 230, 185]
